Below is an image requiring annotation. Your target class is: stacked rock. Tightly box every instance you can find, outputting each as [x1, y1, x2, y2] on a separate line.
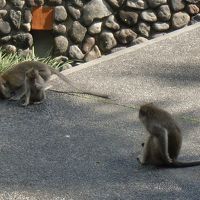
[0, 0, 199, 62]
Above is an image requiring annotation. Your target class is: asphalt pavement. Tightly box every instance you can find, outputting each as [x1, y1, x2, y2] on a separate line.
[1, 23, 200, 200]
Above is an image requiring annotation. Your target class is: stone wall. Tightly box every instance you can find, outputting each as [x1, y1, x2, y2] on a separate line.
[0, 0, 200, 62]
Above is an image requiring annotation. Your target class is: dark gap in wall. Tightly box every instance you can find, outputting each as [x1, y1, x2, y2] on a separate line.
[31, 30, 54, 58]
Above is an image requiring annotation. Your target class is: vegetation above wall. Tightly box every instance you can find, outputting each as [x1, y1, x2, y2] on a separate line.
[0, 48, 72, 73]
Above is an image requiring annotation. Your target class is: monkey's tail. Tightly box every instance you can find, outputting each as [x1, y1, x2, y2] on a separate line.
[49, 88, 110, 99]
[50, 67, 81, 91]
[166, 160, 200, 168]
[49, 68, 110, 99]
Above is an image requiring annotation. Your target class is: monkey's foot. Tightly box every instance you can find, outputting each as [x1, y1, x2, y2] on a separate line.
[9, 96, 21, 101]
[33, 101, 43, 105]
[21, 102, 29, 107]
[167, 157, 173, 163]
[136, 156, 144, 165]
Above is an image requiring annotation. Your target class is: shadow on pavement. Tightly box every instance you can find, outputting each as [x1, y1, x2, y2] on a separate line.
[1, 92, 200, 199]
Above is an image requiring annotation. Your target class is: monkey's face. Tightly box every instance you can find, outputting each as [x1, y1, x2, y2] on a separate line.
[139, 104, 154, 124]
[139, 106, 147, 123]
[0, 78, 11, 99]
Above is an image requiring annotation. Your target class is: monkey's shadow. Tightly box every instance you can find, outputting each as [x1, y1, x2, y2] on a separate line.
[0, 92, 200, 199]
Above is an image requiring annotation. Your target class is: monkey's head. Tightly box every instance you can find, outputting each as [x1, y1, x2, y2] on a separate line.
[139, 103, 157, 124]
[26, 68, 38, 79]
[0, 76, 11, 99]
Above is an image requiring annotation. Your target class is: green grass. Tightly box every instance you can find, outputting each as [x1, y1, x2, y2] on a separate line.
[0, 48, 72, 74]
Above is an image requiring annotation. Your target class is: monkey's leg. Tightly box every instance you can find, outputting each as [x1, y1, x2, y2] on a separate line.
[22, 89, 31, 106]
[137, 136, 152, 165]
[9, 86, 26, 101]
[33, 92, 46, 105]
[152, 126, 172, 163]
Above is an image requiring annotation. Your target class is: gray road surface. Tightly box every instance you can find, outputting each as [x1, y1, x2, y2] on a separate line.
[1, 23, 200, 200]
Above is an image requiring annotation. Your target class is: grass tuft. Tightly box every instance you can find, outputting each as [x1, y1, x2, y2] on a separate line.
[0, 47, 72, 74]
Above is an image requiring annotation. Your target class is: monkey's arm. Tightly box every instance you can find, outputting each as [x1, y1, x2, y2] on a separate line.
[22, 89, 31, 106]
[137, 135, 153, 165]
[35, 74, 46, 90]
[152, 125, 172, 163]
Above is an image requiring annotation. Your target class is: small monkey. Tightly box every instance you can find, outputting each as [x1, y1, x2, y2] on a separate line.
[10, 68, 46, 106]
[137, 103, 200, 168]
[0, 61, 109, 101]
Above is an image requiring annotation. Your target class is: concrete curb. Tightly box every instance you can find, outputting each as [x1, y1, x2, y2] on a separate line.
[50, 22, 200, 80]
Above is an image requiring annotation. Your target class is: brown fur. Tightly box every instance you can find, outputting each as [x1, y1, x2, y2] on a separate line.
[0, 61, 109, 101]
[138, 103, 200, 168]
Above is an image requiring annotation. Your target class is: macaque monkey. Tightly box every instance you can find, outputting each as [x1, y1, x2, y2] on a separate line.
[10, 68, 46, 106]
[0, 61, 109, 101]
[137, 103, 200, 168]
[0, 76, 11, 99]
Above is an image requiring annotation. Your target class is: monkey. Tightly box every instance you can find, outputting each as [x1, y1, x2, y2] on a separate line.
[10, 68, 46, 106]
[0, 76, 11, 99]
[0, 61, 110, 100]
[137, 103, 200, 168]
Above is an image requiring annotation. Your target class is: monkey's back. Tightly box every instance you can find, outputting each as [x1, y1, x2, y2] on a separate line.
[159, 111, 182, 160]
[2, 61, 51, 89]
[152, 107, 182, 160]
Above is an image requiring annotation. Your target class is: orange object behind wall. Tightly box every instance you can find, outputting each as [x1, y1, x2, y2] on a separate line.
[31, 6, 53, 30]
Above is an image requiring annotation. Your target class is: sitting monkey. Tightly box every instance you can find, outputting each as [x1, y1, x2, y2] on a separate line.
[10, 68, 46, 106]
[138, 103, 200, 168]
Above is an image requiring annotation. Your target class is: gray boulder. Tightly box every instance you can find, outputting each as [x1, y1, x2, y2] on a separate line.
[0, 0, 6, 9]
[12, 33, 33, 48]
[54, 36, 68, 55]
[172, 12, 190, 29]
[119, 10, 139, 26]
[54, 6, 67, 22]
[126, 0, 148, 9]
[0, 21, 11, 35]
[69, 45, 85, 60]
[99, 31, 117, 52]
[70, 21, 87, 43]
[105, 15, 120, 30]
[82, 0, 112, 25]
[115, 29, 137, 44]
[141, 9, 157, 22]
[153, 22, 170, 31]
[147, 0, 167, 8]
[84, 45, 101, 62]
[157, 5, 171, 21]
[138, 22, 150, 37]
[82, 36, 96, 54]
[171, 0, 185, 11]
[88, 22, 102, 35]
[10, 10, 21, 29]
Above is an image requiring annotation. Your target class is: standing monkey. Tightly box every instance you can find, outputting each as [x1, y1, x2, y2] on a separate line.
[0, 61, 109, 101]
[137, 103, 200, 168]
